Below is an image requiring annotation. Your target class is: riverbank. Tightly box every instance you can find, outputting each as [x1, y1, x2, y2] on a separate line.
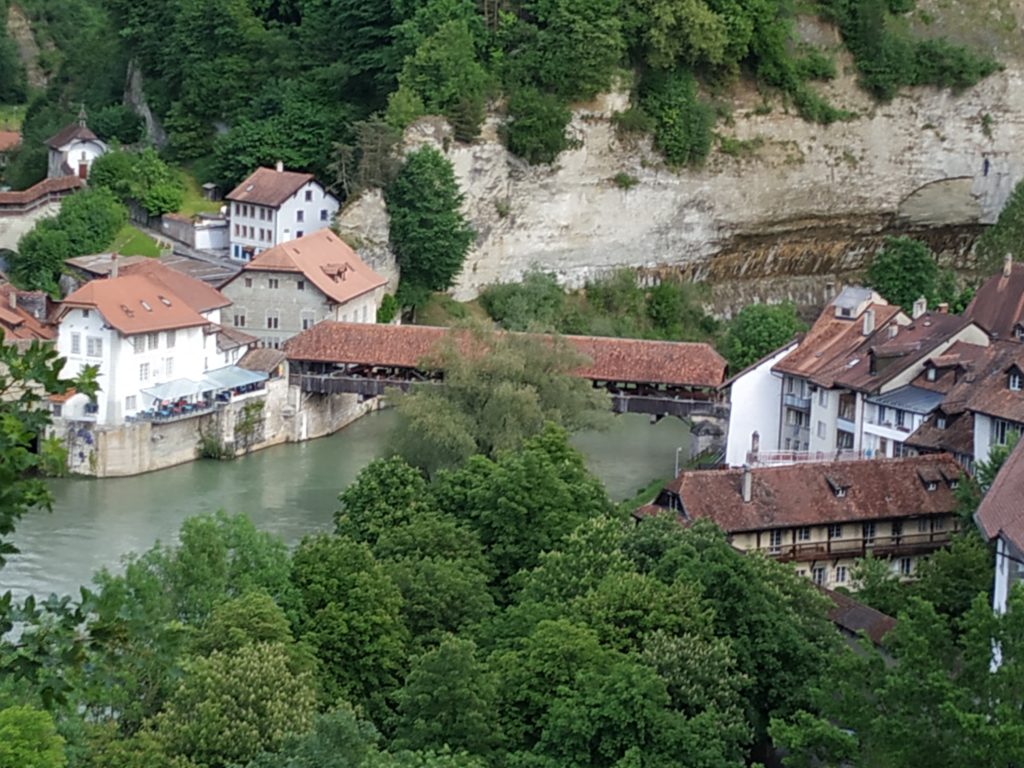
[5, 410, 691, 600]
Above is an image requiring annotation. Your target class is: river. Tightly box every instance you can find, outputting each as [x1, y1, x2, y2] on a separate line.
[2, 410, 689, 600]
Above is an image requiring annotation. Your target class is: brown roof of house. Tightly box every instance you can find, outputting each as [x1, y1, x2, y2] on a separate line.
[45, 122, 98, 149]
[211, 323, 258, 352]
[773, 302, 904, 387]
[637, 455, 962, 533]
[904, 409, 975, 457]
[0, 283, 55, 346]
[119, 259, 231, 313]
[0, 130, 21, 152]
[225, 166, 314, 207]
[830, 313, 972, 393]
[0, 176, 84, 206]
[285, 322, 728, 389]
[935, 340, 1024, 423]
[824, 588, 897, 645]
[230, 229, 386, 305]
[59, 275, 209, 335]
[965, 262, 1024, 339]
[239, 347, 286, 374]
[975, 438, 1024, 550]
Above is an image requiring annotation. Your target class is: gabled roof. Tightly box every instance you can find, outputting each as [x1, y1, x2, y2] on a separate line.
[904, 409, 974, 457]
[0, 176, 84, 206]
[232, 229, 386, 306]
[0, 282, 55, 346]
[59, 275, 209, 335]
[285, 322, 728, 389]
[824, 588, 897, 645]
[965, 261, 1024, 339]
[239, 347, 286, 374]
[45, 122, 99, 149]
[119, 260, 231, 314]
[773, 299, 904, 387]
[975, 438, 1024, 551]
[225, 166, 315, 207]
[210, 323, 258, 352]
[637, 454, 962, 533]
[939, 340, 1024, 423]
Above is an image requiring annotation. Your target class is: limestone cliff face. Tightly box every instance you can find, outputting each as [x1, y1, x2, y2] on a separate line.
[392, 55, 1024, 314]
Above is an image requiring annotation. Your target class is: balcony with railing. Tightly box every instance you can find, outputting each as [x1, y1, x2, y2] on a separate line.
[756, 529, 955, 562]
[783, 392, 811, 411]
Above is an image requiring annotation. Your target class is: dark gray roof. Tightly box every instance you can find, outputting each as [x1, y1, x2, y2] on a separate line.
[833, 286, 874, 311]
[866, 385, 945, 414]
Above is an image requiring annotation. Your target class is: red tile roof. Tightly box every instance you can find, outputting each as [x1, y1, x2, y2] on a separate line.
[638, 455, 962, 533]
[824, 588, 897, 645]
[965, 261, 1024, 339]
[285, 322, 727, 388]
[0, 130, 21, 152]
[0, 282, 55, 346]
[225, 166, 314, 207]
[230, 229, 386, 305]
[773, 302, 904, 387]
[119, 259, 231, 314]
[59, 275, 209, 335]
[937, 340, 1024, 423]
[975, 438, 1024, 551]
[904, 409, 974, 458]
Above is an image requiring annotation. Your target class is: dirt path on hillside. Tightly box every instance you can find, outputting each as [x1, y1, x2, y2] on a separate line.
[6, 3, 47, 90]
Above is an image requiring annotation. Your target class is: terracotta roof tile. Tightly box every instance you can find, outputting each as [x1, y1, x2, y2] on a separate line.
[975, 438, 1024, 550]
[119, 259, 231, 314]
[934, 340, 1024, 423]
[904, 409, 974, 457]
[230, 229, 386, 305]
[639, 455, 962, 532]
[239, 347, 286, 373]
[0, 130, 21, 152]
[965, 262, 1024, 339]
[0, 283, 55, 345]
[285, 322, 727, 388]
[59, 275, 209, 335]
[824, 588, 897, 645]
[225, 166, 315, 207]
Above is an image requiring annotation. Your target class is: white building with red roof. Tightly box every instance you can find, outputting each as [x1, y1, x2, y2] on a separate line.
[54, 265, 259, 426]
[220, 228, 387, 348]
[45, 109, 107, 180]
[225, 162, 339, 262]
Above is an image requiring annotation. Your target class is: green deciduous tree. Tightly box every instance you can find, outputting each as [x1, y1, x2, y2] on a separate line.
[640, 70, 714, 167]
[10, 188, 127, 292]
[386, 146, 474, 309]
[290, 535, 409, 718]
[0, 343, 96, 568]
[502, 87, 571, 165]
[154, 642, 317, 768]
[90, 149, 184, 216]
[866, 235, 941, 312]
[393, 637, 502, 757]
[0, 706, 66, 768]
[722, 302, 804, 372]
[977, 179, 1024, 275]
[391, 326, 609, 474]
[334, 456, 429, 545]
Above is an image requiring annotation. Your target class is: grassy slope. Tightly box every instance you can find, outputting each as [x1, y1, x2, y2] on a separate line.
[109, 224, 161, 257]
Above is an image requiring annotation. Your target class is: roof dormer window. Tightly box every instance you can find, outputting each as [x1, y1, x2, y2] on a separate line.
[1010, 371, 1022, 391]
[936, 415, 946, 429]
[826, 475, 850, 498]
[918, 467, 943, 491]
[926, 367, 937, 382]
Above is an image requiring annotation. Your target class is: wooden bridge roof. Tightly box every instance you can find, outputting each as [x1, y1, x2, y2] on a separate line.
[284, 322, 726, 389]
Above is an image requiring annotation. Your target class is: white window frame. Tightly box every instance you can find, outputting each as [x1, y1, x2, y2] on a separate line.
[818, 388, 828, 407]
[835, 566, 847, 584]
[1011, 372, 1022, 391]
[125, 395, 136, 412]
[139, 362, 150, 381]
[86, 336, 102, 358]
[768, 530, 783, 554]
[828, 524, 843, 539]
[147, 332, 159, 351]
[70, 332, 81, 355]
[797, 527, 811, 542]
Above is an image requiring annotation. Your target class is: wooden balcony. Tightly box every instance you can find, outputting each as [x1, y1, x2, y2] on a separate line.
[759, 530, 955, 563]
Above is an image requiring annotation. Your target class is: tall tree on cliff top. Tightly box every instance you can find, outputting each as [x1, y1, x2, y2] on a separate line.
[385, 146, 474, 310]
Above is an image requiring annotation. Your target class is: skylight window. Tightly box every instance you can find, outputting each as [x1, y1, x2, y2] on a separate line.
[158, 295, 172, 307]
[140, 300, 153, 312]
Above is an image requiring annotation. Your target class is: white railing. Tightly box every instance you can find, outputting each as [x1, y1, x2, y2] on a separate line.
[746, 449, 875, 467]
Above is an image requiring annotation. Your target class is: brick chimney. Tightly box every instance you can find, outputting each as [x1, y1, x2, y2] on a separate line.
[8, 289, 16, 311]
[110, 253, 119, 279]
[741, 464, 752, 503]
[912, 296, 927, 319]
[275, 159, 284, 173]
[937, 302, 949, 314]
[1004, 253, 1013, 278]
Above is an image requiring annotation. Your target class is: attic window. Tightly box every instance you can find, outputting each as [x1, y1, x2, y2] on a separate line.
[1010, 371, 1022, 391]
[322, 263, 350, 282]
[140, 300, 152, 312]
[939, 469, 959, 489]
[246, 184, 254, 192]
[839, 307, 852, 318]
[917, 468, 943, 491]
[1016, 325, 1024, 341]
[825, 476, 850, 498]
[936, 415, 946, 429]
[158, 295, 172, 307]
[926, 367, 937, 381]
[120, 304, 134, 318]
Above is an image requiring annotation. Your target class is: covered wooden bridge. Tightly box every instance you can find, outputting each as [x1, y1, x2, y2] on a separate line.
[284, 322, 729, 419]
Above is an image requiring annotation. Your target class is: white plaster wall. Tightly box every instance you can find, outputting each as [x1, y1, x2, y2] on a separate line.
[57, 307, 111, 421]
[48, 138, 106, 179]
[275, 181, 339, 244]
[724, 342, 795, 467]
[0, 202, 60, 251]
[974, 413, 994, 465]
[114, 325, 206, 420]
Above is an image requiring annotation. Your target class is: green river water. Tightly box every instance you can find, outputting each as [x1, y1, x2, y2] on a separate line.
[3, 410, 689, 600]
